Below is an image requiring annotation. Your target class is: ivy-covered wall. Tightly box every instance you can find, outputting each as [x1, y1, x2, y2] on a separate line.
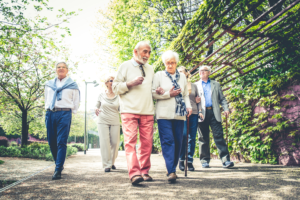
[263, 84, 300, 166]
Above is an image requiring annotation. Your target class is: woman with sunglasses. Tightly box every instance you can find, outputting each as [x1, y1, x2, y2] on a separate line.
[95, 75, 120, 172]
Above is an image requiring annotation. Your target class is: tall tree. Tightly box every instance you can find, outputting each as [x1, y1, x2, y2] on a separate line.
[0, 0, 77, 146]
[95, 0, 203, 65]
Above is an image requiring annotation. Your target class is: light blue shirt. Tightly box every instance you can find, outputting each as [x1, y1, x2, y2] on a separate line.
[202, 79, 212, 107]
[131, 58, 139, 67]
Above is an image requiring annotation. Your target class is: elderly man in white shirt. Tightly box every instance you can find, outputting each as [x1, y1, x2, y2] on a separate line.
[45, 62, 80, 180]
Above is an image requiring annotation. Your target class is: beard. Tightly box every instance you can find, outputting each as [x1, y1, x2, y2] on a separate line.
[136, 52, 148, 65]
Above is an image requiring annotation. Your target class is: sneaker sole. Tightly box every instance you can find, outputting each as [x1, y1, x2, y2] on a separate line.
[223, 163, 234, 168]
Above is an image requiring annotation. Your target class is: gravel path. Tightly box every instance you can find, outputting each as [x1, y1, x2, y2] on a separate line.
[1, 149, 300, 199]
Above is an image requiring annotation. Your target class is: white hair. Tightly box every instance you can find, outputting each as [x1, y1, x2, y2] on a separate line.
[56, 62, 68, 69]
[199, 65, 211, 72]
[134, 41, 152, 51]
[161, 50, 179, 65]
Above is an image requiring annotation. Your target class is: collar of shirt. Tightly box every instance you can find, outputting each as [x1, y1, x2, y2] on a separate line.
[131, 58, 140, 67]
[202, 78, 210, 84]
[56, 76, 69, 87]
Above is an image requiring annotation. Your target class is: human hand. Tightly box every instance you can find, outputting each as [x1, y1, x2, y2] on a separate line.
[95, 108, 101, 116]
[127, 76, 144, 88]
[156, 87, 165, 95]
[224, 111, 230, 117]
[195, 96, 201, 103]
[169, 86, 181, 97]
[199, 113, 204, 119]
[187, 108, 192, 117]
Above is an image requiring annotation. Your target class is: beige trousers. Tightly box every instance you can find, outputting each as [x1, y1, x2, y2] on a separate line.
[97, 124, 120, 169]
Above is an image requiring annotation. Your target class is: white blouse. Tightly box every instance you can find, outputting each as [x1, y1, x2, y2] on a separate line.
[44, 77, 80, 114]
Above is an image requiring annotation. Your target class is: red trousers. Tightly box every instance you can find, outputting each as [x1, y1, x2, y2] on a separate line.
[121, 114, 154, 179]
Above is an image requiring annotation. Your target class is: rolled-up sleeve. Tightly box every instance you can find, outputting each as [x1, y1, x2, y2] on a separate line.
[112, 64, 129, 95]
[183, 78, 192, 109]
[72, 89, 80, 114]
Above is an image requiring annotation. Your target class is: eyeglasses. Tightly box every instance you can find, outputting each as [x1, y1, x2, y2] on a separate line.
[57, 66, 67, 69]
[166, 62, 176, 66]
[106, 80, 113, 83]
[139, 65, 146, 77]
[200, 70, 209, 72]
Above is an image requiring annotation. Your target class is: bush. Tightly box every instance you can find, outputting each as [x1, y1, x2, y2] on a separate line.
[71, 143, 84, 151]
[0, 160, 4, 165]
[10, 141, 18, 147]
[0, 142, 78, 161]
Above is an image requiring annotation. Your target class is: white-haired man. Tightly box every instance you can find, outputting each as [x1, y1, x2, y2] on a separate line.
[113, 41, 163, 185]
[45, 62, 80, 180]
[195, 65, 234, 168]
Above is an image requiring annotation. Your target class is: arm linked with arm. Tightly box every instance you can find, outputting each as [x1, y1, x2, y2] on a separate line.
[152, 73, 171, 100]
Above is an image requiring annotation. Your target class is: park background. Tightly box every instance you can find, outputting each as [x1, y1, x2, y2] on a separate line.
[0, 0, 300, 169]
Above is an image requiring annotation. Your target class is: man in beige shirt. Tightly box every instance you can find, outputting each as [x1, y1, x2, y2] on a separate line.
[113, 41, 162, 185]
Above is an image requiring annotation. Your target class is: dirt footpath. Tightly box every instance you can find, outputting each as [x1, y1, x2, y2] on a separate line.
[1, 149, 300, 199]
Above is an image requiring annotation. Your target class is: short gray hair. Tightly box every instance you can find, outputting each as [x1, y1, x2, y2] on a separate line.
[134, 41, 152, 51]
[56, 62, 68, 69]
[199, 65, 211, 72]
[161, 50, 179, 65]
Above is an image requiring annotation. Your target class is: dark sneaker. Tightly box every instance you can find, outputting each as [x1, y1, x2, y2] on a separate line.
[179, 161, 184, 171]
[188, 163, 195, 171]
[202, 162, 209, 168]
[223, 161, 234, 168]
[112, 165, 116, 170]
[52, 171, 61, 180]
[105, 168, 111, 172]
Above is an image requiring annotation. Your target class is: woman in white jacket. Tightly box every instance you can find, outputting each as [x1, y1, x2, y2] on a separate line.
[152, 50, 192, 183]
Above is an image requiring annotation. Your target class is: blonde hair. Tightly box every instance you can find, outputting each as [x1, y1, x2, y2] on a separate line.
[104, 75, 115, 87]
[178, 66, 191, 79]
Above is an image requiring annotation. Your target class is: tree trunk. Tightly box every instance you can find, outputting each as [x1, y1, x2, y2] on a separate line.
[21, 110, 29, 147]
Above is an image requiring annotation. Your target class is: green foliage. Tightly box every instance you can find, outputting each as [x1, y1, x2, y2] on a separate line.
[0, 0, 78, 146]
[0, 142, 78, 161]
[71, 143, 84, 151]
[9, 141, 18, 147]
[152, 122, 161, 153]
[96, 0, 202, 66]
[0, 160, 4, 165]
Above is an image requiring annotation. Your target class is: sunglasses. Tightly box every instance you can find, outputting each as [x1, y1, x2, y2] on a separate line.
[139, 65, 146, 77]
[107, 80, 113, 83]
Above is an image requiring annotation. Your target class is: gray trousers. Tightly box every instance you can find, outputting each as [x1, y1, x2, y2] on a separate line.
[97, 124, 120, 169]
[198, 109, 230, 164]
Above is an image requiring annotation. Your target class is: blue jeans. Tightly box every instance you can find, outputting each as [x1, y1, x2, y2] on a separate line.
[157, 119, 184, 174]
[45, 110, 72, 172]
[179, 114, 198, 163]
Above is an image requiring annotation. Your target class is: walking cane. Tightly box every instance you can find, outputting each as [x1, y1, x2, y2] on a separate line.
[185, 116, 189, 177]
[225, 114, 228, 143]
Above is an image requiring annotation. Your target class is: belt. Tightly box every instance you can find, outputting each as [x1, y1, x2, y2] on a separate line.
[206, 106, 212, 110]
[47, 108, 71, 112]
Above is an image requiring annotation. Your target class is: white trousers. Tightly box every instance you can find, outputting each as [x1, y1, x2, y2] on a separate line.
[97, 123, 120, 169]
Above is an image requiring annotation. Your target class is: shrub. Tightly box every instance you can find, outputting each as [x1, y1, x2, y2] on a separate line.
[71, 143, 84, 151]
[10, 141, 18, 147]
[0, 160, 4, 165]
[0, 142, 78, 161]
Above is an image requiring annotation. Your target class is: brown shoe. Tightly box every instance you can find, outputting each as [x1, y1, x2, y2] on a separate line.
[131, 175, 144, 185]
[168, 173, 177, 183]
[142, 174, 153, 181]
